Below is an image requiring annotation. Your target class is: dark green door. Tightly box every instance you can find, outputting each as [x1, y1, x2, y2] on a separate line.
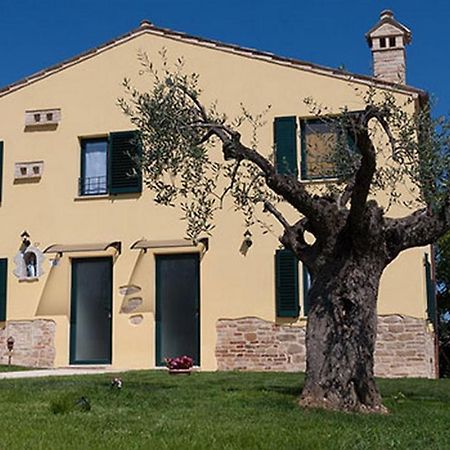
[70, 257, 112, 364]
[155, 253, 200, 366]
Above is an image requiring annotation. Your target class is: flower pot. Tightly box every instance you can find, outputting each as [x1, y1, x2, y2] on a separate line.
[168, 368, 192, 375]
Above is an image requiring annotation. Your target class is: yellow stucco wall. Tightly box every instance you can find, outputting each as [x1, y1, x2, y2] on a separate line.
[0, 30, 431, 370]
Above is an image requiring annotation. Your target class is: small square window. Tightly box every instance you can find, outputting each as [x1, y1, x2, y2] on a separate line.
[300, 118, 357, 181]
[300, 120, 339, 180]
[380, 37, 387, 48]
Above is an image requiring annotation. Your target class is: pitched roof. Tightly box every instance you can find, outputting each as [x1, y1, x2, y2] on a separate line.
[0, 20, 425, 99]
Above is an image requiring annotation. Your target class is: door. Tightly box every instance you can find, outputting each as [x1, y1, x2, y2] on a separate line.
[155, 253, 200, 366]
[70, 257, 112, 364]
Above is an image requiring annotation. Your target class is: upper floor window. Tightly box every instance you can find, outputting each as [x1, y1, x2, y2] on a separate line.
[301, 118, 359, 181]
[300, 119, 341, 180]
[79, 131, 142, 196]
[274, 116, 357, 182]
[80, 138, 108, 195]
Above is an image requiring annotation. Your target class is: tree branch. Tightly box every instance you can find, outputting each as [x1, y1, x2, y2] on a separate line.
[338, 177, 355, 209]
[280, 217, 317, 268]
[347, 105, 401, 236]
[219, 160, 241, 207]
[221, 138, 334, 237]
[263, 201, 291, 231]
[176, 83, 335, 237]
[385, 201, 450, 260]
[347, 109, 378, 233]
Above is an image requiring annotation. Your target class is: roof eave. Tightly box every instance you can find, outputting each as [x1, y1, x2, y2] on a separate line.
[0, 22, 424, 99]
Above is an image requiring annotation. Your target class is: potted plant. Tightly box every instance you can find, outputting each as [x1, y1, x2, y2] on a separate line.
[165, 355, 194, 375]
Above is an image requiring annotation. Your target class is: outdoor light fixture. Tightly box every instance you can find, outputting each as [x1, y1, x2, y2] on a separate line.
[20, 230, 31, 250]
[239, 230, 253, 256]
[6, 336, 14, 366]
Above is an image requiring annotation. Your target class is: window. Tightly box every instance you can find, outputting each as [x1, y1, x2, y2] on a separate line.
[80, 139, 108, 195]
[79, 131, 142, 196]
[300, 119, 341, 180]
[274, 116, 357, 182]
[300, 118, 357, 181]
[274, 249, 312, 318]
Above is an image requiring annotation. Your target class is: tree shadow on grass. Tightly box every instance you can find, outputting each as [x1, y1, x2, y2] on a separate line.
[257, 385, 302, 396]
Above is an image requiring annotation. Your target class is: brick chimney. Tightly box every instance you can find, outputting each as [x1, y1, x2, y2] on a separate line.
[366, 10, 412, 84]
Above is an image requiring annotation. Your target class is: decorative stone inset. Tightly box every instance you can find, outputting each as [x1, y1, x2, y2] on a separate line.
[25, 108, 61, 127]
[14, 246, 45, 280]
[216, 315, 436, 378]
[121, 297, 143, 313]
[14, 161, 44, 180]
[0, 319, 56, 367]
[129, 314, 143, 326]
[119, 285, 141, 296]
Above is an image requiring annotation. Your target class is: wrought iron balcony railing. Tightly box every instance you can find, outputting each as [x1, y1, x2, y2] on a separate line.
[78, 176, 108, 196]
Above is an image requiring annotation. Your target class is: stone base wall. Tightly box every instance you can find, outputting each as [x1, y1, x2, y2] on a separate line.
[216, 315, 437, 378]
[0, 320, 56, 368]
[375, 315, 436, 378]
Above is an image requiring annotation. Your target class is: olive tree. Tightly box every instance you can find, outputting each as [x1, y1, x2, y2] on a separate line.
[119, 53, 450, 413]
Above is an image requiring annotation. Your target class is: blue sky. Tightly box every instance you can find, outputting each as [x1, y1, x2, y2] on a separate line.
[1, 0, 449, 115]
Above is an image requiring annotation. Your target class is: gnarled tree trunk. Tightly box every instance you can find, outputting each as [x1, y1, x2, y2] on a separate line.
[299, 254, 387, 413]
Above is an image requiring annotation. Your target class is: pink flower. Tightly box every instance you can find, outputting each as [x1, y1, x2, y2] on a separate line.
[165, 355, 194, 369]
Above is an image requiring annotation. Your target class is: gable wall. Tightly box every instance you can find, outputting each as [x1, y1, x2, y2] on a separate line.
[0, 32, 431, 370]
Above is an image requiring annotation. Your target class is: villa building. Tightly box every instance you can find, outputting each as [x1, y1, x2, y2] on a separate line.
[0, 11, 437, 377]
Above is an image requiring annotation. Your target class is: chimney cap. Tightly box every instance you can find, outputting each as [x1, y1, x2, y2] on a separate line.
[380, 9, 394, 20]
[366, 10, 412, 45]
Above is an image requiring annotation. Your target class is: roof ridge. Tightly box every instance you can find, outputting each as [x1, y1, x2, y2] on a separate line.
[0, 21, 425, 99]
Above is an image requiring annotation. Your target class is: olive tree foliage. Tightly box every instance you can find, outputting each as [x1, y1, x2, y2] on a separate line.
[118, 51, 449, 246]
[119, 50, 279, 241]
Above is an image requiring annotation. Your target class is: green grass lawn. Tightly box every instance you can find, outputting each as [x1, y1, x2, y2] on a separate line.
[0, 364, 38, 372]
[0, 371, 448, 449]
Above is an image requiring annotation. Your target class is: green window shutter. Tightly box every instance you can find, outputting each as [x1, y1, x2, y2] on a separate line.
[275, 249, 299, 317]
[274, 117, 298, 176]
[424, 254, 437, 327]
[0, 141, 4, 202]
[109, 131, 142, 194]
[0, 259, 7, 321]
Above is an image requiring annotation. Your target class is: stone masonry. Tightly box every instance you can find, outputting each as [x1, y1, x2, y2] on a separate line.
[373, 50, 406, 84]
[216, 315, 436, 378]
[0, 320, 56, 368]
